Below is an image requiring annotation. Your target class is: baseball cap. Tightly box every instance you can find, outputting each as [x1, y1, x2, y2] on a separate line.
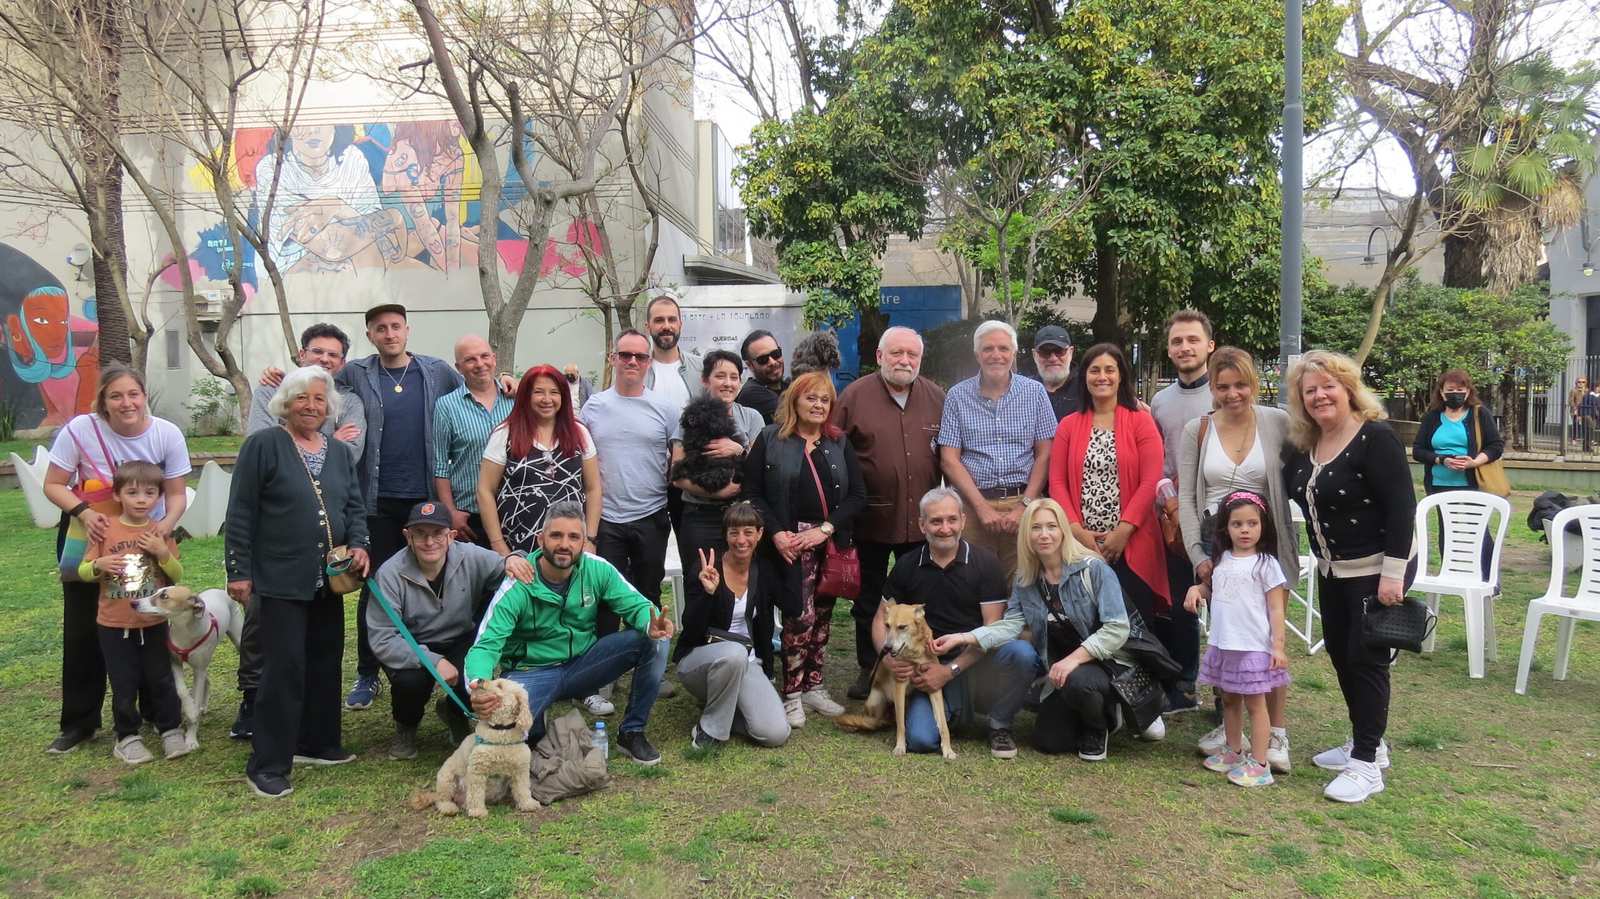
[364, 303, 408, 324]
[405, 501, 452, 529]
[1033, 325, 1073, 350]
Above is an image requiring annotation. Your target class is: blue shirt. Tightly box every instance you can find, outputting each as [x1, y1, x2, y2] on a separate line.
[937, 373, 1058, 490]
[432, 385, 513, 513]
[376, 364, 429, 498]
[1430, 414, 1470, 487]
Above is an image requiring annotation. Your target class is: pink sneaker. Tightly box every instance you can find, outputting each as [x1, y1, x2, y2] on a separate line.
[1228, 756, 1275, 787]
[1203, 749, 1246, 773]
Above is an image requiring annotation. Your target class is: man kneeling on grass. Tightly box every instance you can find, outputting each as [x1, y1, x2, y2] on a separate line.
[465, 501, 674, 765]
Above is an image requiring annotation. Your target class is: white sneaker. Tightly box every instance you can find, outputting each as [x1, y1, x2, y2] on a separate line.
[800, 687, 844, 718]
[113, 735, 154, 765]
[1197, 724, 1248, 757]
[582, 694, 615, 716]
[1311, 738, 1390, 771]
[783, 694, 806, 728]
[1137, 716, 1167, 741]
[1323, 758, 1384, 803]
[1267, 731, 1291, 774]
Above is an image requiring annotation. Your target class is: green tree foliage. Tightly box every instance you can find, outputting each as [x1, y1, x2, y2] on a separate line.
[1305, 274, 1572, 415]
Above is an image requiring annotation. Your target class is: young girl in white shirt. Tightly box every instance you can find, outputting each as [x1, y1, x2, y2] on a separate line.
[1185, 491, 1289, 787]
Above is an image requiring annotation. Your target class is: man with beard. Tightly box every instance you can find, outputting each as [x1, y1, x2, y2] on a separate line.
[737, 330, 787, 424]
[1030, 325, 1080, 422]
[642, 293, 703, 415]
[1147, 309, 1217, 715]
[466, 501, 675, 765]
[834, 326, 946, 699]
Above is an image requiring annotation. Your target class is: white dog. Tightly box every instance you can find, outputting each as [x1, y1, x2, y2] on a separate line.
[416, 678, 541, 818]
[138, 586, 244, 753]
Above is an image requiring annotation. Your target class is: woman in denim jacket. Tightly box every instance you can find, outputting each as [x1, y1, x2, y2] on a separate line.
[968, 498, 1161, 761]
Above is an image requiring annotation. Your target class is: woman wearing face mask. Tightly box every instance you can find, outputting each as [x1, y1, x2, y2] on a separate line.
[1412, 369, 1504, 583]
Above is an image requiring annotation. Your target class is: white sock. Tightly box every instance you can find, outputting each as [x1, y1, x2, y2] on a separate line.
[1271, 726, 1287, 738]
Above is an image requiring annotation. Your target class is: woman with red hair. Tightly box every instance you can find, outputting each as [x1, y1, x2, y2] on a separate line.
[477, 364, 602, 555]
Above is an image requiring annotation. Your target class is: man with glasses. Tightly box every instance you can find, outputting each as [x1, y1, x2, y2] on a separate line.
[365, 501, 534, 760]
[1030, 325, 1080, 422]
[578, 330, 677, 716]
[737, 330, 787, 424]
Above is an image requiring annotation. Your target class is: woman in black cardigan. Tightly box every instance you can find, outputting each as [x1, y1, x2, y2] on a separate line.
[1412, 369, 1504, 582]
[226, 366, 369, 799]
[673, 502, 792, 748]
[1283, 350, 1415, 805]
[741, 371, 867, 728]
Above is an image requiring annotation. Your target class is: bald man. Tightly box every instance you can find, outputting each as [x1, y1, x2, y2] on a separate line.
[432, 334, 513, 547]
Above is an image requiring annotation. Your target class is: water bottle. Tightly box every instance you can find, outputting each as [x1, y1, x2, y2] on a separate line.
[592, 720, 608, 763]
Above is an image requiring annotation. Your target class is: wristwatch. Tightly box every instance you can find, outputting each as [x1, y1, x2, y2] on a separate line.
[948, 661, 961, 677]
[1020, 495, 1035, 507]
[819, 522, 835, 537]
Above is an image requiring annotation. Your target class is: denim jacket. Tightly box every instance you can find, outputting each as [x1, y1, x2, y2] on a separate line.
[971, 557, 1133, 696]
[337, 353, 463, 515]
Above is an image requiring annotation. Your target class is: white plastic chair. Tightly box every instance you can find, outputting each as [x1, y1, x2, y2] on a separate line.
[9, 447, 60, 529]
[1515, 505, 1600, 695]
[1411, 491, 1511, 679]
[1288, 507, 1323, 655]
[662, 530, 686, 634]
[176, 460, 231, 538]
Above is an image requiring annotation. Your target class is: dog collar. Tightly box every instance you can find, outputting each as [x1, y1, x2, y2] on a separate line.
[486, 721, 519, 731]
[167, 614, 219, 664]
[473, 733, 527, 747]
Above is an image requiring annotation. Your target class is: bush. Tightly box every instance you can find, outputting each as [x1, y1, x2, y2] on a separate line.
[185, 376, 238, 436]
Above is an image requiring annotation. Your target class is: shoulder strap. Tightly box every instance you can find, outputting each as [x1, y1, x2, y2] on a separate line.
[802, 443, 831, 519]
[1197, 414, 1210, 449]
[1471, 406, 1483, 449]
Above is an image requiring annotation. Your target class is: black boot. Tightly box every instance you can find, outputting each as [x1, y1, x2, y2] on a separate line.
[229, 692, 255, 740]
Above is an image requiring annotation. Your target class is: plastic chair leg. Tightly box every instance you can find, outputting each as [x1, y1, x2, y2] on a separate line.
[1515, 609, 1542, 695]
[1483, 593, 1498, 662]
[1423, 593, 1440, 654]
[1553, 617, 1577, 681]
[1463, 590, 1485, 679]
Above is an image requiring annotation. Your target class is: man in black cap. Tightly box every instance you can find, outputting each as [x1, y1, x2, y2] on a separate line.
[1031, 325, 1080, 422]
[366, 500, 535, 760]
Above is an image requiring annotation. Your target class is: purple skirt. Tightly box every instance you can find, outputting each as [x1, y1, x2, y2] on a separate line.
[1197, 647, 1290, 695]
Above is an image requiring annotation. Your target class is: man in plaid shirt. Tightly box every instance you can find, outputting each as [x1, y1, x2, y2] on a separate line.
[937, 320, 1058, 575]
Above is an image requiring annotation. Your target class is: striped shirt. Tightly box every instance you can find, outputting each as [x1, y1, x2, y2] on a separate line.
[937, 373, 1058, 490]
[432, 385, 513, 513]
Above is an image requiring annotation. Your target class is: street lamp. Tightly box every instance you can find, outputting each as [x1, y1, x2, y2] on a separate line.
[1362, 226, 1391, 267]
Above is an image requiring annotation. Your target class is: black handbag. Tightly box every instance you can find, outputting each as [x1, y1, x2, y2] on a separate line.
[1104, 661, 1165, 734]
[1361, 595, 1436, 655]
[705, 627, 754, 649]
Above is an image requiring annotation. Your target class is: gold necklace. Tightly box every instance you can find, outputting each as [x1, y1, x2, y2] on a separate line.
[381, 356, 413, 394]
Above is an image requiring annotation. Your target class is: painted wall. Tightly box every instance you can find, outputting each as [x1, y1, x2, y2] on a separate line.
[1, 244, 100, 430]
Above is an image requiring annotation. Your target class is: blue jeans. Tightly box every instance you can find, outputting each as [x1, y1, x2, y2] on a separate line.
[904, 640, 1042, 754]
[502, 629, 667, 741]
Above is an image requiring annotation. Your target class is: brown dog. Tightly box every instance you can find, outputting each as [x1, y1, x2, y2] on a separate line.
[413, 679, 541, 817]
[834, 600, 956, 759]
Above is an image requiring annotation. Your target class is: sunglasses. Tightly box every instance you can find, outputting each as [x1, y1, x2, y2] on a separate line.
[1036, 346, 1070, 358]
[614, 351, 649, 364]
[751, 348, 783, 365]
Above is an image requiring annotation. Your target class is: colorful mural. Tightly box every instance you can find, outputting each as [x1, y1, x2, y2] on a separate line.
[186, 119, 603, 283]
[1, 243, 99, 430]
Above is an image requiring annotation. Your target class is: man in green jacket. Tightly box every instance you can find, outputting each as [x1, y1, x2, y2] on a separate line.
[466, 501, 675, 765]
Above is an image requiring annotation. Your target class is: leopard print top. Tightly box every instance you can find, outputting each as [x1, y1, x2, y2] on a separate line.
[1080, 426, 1121, 533]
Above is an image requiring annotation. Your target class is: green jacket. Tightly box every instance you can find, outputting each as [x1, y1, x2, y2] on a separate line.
[464, 551, 656, 681]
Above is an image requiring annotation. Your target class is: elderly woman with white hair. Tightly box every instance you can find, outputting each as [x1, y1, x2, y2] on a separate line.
[226, 365, 370, 799]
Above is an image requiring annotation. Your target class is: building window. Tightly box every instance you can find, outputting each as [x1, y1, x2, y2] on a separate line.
[166, 329, 182, 370]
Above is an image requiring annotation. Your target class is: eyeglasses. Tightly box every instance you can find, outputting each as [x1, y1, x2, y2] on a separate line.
[614, 351, 649, 364]
[1036, 346, 1069, 358]
[751, 348, 782, 365]
[408, 530, 451, 544]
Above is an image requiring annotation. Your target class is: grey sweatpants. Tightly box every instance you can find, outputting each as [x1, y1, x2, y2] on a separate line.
[676, 641, 790, 745]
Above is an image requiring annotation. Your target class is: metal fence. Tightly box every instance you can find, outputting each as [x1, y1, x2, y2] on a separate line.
[1510, 356, 1600, 458]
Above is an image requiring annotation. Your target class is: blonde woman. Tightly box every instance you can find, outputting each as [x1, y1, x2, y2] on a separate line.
[1176, 348, 1299, 771]
[965, 499, 1168, 761]
[1282, 350, 1416, 804]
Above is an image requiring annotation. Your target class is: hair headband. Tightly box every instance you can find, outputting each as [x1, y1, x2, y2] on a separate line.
[1224, 490, 1267, 511]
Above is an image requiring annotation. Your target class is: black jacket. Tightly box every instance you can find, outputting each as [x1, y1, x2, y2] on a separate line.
[1284, 420, 1416, 581]
[742, 424, 867, 612]
[1413, 405, 1504, 492]
[673, 555, 787, 674]
[225, 427, 369, 601]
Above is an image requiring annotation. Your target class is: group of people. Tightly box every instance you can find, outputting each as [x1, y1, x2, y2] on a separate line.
[39, 295, 1439, 806]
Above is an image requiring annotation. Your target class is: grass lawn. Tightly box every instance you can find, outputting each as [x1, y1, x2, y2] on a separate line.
[0, 487, 1597, 898]
[1, 435, 243, 463]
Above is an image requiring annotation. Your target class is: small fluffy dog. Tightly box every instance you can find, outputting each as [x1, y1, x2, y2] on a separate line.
[834, 600, 957, 759]
[420, 678, 541, 818]
[670, 394, 742, 493]
[138, 586, 244, 753]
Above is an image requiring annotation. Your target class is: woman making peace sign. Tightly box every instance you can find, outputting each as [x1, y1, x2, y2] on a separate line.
[671, 502, 793, 750]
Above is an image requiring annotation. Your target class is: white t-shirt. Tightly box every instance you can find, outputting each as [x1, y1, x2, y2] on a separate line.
[1207, 551, 1287, 653]
[649, 359, 691, 416]
[1202, 426, 1267, 514]
[48, 414, 192, 520]
[481, 422, 596, 465]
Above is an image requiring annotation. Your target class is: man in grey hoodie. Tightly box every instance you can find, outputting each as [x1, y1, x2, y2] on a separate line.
[366, 501, 534, 760]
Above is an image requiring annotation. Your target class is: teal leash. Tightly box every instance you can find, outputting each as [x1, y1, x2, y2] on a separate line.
[367, 577, 477, 720]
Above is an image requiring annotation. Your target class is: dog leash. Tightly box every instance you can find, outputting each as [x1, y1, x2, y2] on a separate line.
[367, 578, 477, 720]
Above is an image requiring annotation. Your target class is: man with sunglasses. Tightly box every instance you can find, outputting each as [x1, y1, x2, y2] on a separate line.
[737, 330, 787, 424]
[578, 329, 677, 715]
[1030, 325, 1081, 422]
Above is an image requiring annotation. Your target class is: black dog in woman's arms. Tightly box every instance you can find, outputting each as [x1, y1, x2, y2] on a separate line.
[671, 395, 743, 493]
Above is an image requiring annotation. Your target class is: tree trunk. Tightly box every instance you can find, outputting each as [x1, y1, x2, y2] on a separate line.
[1091, 226, 1124, 345]
[79, 0, 132, 369]
[1443, 225, 1488, 289]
